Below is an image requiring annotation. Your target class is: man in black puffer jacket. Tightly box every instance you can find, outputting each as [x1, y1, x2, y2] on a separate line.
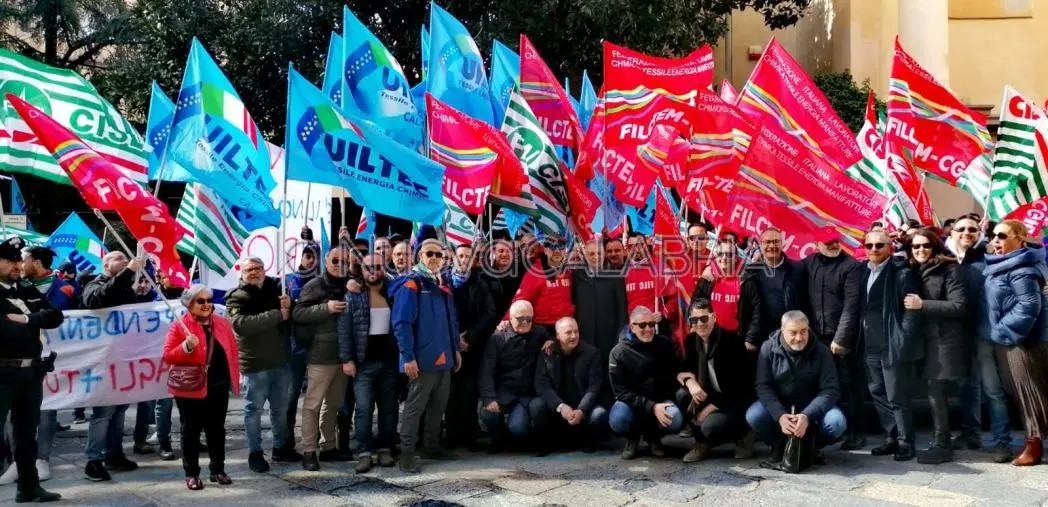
[803, 235, 865, 450]
[739, 228, 809, 351]
[746, 311, 846, 461]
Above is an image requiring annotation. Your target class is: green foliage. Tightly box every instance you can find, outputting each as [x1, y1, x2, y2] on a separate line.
[0, 0, 135, 69]
[812, 70, 885, 134]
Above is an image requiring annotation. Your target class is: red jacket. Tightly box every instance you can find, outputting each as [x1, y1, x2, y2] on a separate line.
[512, 266, 574, 326]
[163, 313, 241, 400]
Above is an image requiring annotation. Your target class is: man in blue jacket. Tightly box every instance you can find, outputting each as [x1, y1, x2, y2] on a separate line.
[391, 239, 461, 473]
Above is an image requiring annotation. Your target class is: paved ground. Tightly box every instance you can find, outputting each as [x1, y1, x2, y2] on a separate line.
[1, 399, 1047, 506]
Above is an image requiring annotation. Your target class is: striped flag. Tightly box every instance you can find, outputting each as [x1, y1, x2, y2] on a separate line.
[846, 92, 913, 229]
[988, 86, 1048, 220]
[176, 183, 249, 276]
[356, 207, 375, 240]
[500, 89, 570, 236]
[443, 200, 476, 249]
[0, 49, 147, 184]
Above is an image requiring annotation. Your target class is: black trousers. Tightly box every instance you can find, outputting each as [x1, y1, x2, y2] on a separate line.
[865, 356, 916, 444]
[834, 350, 866, 436]
[444, 351, 482, 447]
[0, 367, 42, 494]
[675, 389, 747, 446]
[175, 385, 229, 477]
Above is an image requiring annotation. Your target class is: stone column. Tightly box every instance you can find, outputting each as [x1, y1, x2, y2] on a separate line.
[898, 0, 981, 218]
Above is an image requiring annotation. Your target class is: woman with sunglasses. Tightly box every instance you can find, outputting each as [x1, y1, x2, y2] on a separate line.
[163, 284, 240, 490]
[903, 229, 968, 464]
[985, 219, 1048, 466]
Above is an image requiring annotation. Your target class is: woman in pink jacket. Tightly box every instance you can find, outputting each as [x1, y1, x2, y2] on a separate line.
[163, 284, 241, 490]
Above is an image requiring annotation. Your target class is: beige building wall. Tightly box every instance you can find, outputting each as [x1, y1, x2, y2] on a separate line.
[716, 0, 1048, 219]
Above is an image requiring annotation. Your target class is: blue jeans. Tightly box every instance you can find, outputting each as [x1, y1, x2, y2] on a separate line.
[154, 398, 174, 447]
[37, 410, 58, 461]
[353, 360, 398, 454]
[243, 367, 292, 453]
[960, 340, 1012, 446]
[608, 400, 684, 436]
[480, 397, 547, 437]
[85, 404, 129, 461]
[745, 401, 847, 448]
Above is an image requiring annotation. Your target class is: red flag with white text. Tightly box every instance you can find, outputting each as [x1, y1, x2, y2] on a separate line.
[6, 94, 191, 288]
[519, 35, 583, 148]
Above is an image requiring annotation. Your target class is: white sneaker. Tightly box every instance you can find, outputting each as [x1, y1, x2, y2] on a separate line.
[146, 432, 159, 445]
[35, 459, 50, 482]
[0, 463, 17, 485]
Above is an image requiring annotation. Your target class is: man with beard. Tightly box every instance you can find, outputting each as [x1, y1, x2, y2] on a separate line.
[740, 228, 809, 351]
[573, 240, 627, 384]
[339, 254, 397, 473]
[226, 257, 300, 473]
[391, 239, 462, 473]
[293, 248, 353, 471]
[603, 237, 627, 272]
[0, 238, 62, 502]
[803, 231, 866, 451]
[746, 311, 847, 462]
[947, 215, 1013, 462]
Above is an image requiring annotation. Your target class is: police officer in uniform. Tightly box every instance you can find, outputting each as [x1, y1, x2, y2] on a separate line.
[0, 238, 62, 503]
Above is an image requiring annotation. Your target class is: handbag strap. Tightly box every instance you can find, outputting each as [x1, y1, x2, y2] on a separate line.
[202, 326, 216, 373]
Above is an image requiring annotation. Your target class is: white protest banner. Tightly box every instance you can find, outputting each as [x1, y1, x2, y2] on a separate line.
[41, 301, 225, 410]
[200, 143, 334, 291]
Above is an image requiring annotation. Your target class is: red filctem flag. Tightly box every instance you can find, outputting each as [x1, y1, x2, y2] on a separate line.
[6, 94, 191, 288]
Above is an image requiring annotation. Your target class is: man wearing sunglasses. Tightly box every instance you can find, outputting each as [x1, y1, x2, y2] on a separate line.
[478, 301, 551, 454]
[676, 299, 756, 463]
[608, 306, 685, 460]
[803, 229, 866, 452]
[740, 228, 809, 353]
[391, 239, 462, 473]
[860, 230, 922, 461]
[946, 215, 1013, 463]
[337, 253, 396, 473]
[293, 248, 354, 470]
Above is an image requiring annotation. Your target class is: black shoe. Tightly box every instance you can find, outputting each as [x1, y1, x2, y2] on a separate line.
[893, 442, 916, 461]
[199, 441, 208, 452]
[993, 442, 1015, 464]
[621, 439, 639, 460]
[16, 486, 62, 503]
[812, 450, 827, 466]
[398, 453, 420, 474]
[420, 447, 454, 461]
[648, 437, 666, 458]
[840, 434, 867, 451]
[248, 451, 270, 473]
[209, 473, 233, 485]
[533, 445, 553, 457]
[272, 446, 302, 463]
[133, 442, 155, 455]
[871, 438, 899, 456]
[159, 444, 176, 461]
[917, 444, 954, 464]
[487, 438, 505, 455]
[56, 424, 70, 433]
[951, 434, 981, 451]
[355, 455, 373, 474]
[318, 449, 352, 462]
[302, 452, 320, 471]
[104, 455, 138, 471]
[84, 460, 111, 481]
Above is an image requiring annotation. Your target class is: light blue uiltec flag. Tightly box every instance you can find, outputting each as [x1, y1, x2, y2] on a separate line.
[341, 6, 424, 151]
[428, 2, 494, 124]
[286, 67, 445, 225]
[489, 39, 519, 126]
[322, 32, 346, 107]
[166, 38, 279, 228]
[145, 82, 195, 182]
[46, 212, 105, 271]
[579, 70, 598, 130]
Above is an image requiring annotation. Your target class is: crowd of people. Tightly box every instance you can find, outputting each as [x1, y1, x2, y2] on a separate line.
[1, 213, 1048, 501]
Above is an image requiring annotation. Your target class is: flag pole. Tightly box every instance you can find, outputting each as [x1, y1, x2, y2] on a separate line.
[92, 209, 193, 336]
[914, 172, 929, 223]
[0, 184, 7, 240]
